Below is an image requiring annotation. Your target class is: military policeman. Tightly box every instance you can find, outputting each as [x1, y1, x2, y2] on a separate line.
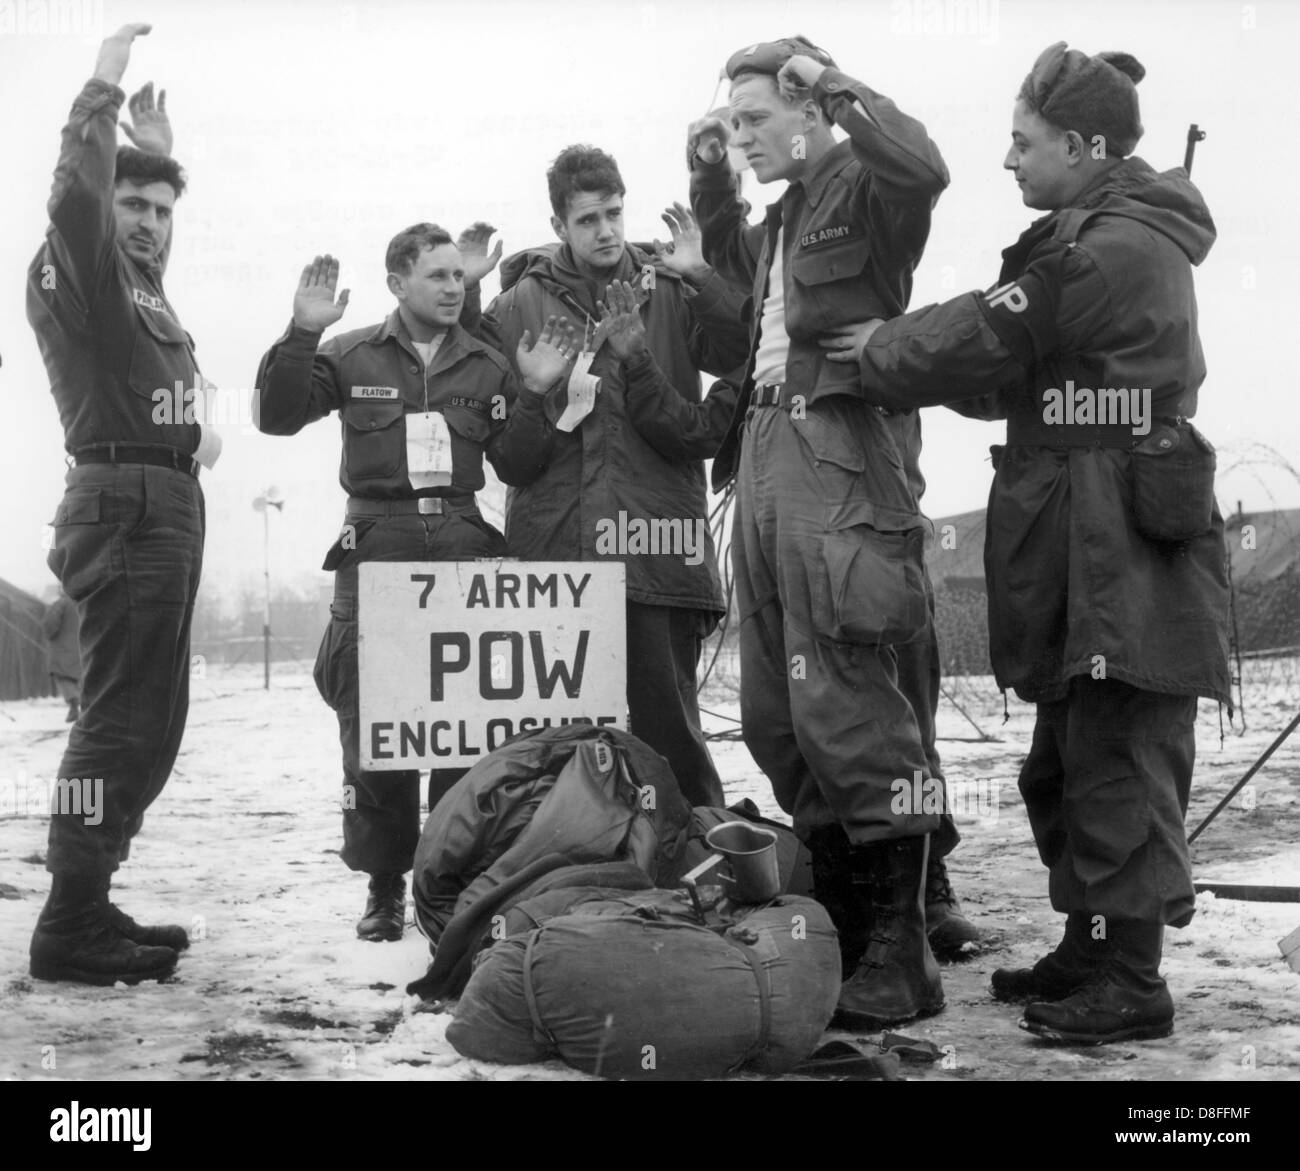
[684, 35, 975, 1027]
[27, 23, 204, 986]
[255, 226, 575, 941]
[857, 43, 1229, 1044]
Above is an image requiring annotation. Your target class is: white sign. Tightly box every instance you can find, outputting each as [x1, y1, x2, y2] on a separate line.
[358, 561, 627, 770]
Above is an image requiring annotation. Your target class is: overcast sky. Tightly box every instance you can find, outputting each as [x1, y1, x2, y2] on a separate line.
[1, 0, 1295, 601]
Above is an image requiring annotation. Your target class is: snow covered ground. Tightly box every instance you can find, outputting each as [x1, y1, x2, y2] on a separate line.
[2, 660, 1297, 1082]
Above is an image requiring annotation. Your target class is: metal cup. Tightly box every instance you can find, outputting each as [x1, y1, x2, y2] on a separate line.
[705, 821, 781, 904]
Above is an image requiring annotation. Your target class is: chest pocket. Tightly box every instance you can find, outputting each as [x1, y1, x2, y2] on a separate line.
[127, 302, 198, 401]
[791, 236, 871, 287]
[343, 399, 406, 481]
[441, 401, 494, 488]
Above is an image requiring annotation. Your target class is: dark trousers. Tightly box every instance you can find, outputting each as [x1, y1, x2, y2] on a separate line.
[45, 463, 204, 875]
[731, 403, 940, 844]
[1019, 677, 1197, 926]
[625, 601, 724, 808]
[314, 508, 504, 875]
[893, 582, 959, 859]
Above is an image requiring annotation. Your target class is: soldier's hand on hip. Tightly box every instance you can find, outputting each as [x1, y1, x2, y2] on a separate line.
[94, 22, 152, 86]
[293, 255, 350, 333]
[121, 82, 172, 156]
[653, 203, 711, 285]
[517, 316, 577, 394]
[599, 281, 648, 362]
[820, 319, 884, 364]
[457, 222, 504, 289]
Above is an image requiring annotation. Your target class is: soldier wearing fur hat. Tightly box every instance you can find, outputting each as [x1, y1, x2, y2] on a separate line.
[857, 42, 1229, 1044]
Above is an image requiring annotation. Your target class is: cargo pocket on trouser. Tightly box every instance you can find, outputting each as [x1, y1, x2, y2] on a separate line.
[47, 487, 115, 601]
[313, 606, 358, 712]
[817, 524, 928, 647]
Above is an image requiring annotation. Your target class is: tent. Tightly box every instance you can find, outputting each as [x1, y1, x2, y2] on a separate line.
[0, 577, 55, 701]
[926, 505, 1300, 676]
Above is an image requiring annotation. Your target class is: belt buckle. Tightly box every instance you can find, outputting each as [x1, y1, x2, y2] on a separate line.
[417, 497, 442, 515]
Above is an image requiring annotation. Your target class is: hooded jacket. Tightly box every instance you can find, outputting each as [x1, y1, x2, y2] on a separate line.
[859, 157, 1230, 704]
[476, 242, 750, 614]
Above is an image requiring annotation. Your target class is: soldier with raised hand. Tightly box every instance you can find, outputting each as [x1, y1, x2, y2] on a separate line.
[683, 35, 980, 1029]
[467, 144, 750, 809]
[857, 42, 1229, 1044]
[255, 229, 576, 942]
[27, 22, 206, 986]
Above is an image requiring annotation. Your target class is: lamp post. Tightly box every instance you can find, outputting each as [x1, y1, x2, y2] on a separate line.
[251, 487, 285, 689]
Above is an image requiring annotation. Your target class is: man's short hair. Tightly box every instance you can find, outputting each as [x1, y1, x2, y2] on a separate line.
[385, 223, 454, 276]
[115, 146, 187, 197]
[547, 145, 626, 220]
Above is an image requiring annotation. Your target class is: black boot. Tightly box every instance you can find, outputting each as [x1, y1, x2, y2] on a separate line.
[807, 824, 871, 977]
[357, 872, 405, 942]
[991, 909, 1102, 1003]
[832, 835, 944, 1030]
[30, 875, 179, 986]
[925, 853, 982, 959]
[104, 903, 190, 951]
[1022, 920, 1174, 1044]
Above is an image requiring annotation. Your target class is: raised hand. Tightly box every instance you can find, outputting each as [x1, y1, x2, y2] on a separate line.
[599, 281, 647, 362]
[820, 319, 885, 364]
[777, 54, 828, 101]
[652, 202, 710, 284]
[121, 82, 172, 155]
[516, 315, 578, 393]
[457, 221, 504, 289]
[94, 22, 152, 86]
[293, 255, 350, 333]
[686, 114, 730, 168]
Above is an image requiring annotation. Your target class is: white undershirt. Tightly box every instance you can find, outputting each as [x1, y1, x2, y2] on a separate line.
[412, 335, 445, 368]
[752, 227, 789, 386]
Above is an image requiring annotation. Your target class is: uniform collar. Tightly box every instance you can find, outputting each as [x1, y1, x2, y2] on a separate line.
[368, 309, 484, 362]
[787, 139, 855, 211]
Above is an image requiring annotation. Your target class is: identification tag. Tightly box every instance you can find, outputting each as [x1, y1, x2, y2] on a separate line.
[556, 351, 600, 433]
[406, 410, 453, 489]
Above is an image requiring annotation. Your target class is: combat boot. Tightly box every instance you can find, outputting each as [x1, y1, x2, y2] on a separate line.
[807, 824, 871, 977]
[991, 909, 1102, 1002]
[357, 872, 405, 942]
[925, 853, 981, 958]
[1022, 920, 1174, 1044]
[104, 903, 190, 951]
[832, 835, 944, 1029]
[30, 875, 179, 986]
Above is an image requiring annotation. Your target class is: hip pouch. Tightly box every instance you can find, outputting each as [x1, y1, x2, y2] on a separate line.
[1130, 421, 1216, 543]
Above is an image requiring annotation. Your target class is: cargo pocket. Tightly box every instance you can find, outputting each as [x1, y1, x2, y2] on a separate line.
[819, 524, 928, 646]
[47, 488, 113, 601]
[1130, 421, 1216, 543]
[343, 400, 406, 481]
[313, 615, 357, 711]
